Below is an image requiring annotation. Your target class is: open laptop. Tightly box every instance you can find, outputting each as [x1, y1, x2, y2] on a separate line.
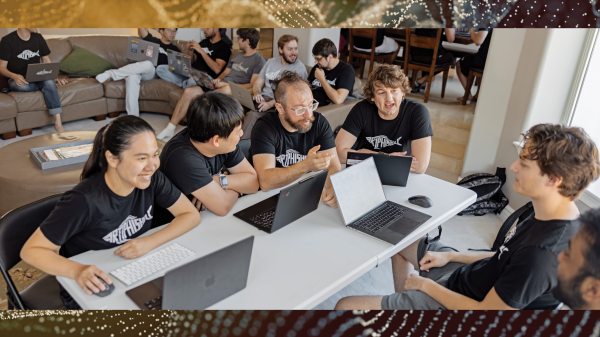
[166, 49, 192, 77]
[346, 152, 412, 187]
[190, 68, 215, 91]
[230, 82, 259, 110]
[330, 158, 431, 245]
[234, 170, 328, 233]
[126, 37, 159, 66]
[25, 63, 60, 82]
[125, 236, 254, 310]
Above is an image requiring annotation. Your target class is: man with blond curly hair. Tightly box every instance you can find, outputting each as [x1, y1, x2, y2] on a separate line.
[334, 64, 433, 173]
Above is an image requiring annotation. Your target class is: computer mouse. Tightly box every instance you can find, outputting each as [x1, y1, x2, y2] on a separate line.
[408, 195, 433, 208]
[93, 277, 115, 297]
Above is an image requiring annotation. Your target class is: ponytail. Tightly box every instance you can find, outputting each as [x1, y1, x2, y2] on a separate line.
[80, 115, 155, 181]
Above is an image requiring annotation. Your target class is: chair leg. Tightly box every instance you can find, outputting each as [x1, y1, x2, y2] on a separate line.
[358, 59, 365, 79]
[424, 74, 433, 103]
[410, 69, 417, 87]
[462, 71, 475, 106]
[108, 112, 121, 118]
[441, 68, 449, 98]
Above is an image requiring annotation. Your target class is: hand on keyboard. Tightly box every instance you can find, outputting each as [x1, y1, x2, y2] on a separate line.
[114, 237, 154, 259]
[75, 265, 112, 295]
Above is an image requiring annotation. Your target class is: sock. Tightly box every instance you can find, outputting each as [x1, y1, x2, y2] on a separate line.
[157, 123, 176, 140]
[95, 72, 110, 84]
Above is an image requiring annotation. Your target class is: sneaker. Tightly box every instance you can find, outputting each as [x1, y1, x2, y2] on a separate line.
[156, 123, 176, 140]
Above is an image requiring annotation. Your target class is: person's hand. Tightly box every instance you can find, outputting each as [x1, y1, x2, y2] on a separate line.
[191, 196, 207, 212]
[114, 236, 154, 259]
[302, 145, 335, 172]
[257, 99, 275, 112]
[212, 78, 222, 86]
[74, 265, 112, 295]
[314, 67, 326, 82]
[214, 81, 227, 88]
[253, 93, 265, 103]
[404, 272, 427, 291]
[419, 251, 451, 272]
[12, 74, 28, 87]
[321, 188, 338, 208]
[55, 78, 68, 86]
[389, 151, 418, 172]
[189, 40, 202, 53]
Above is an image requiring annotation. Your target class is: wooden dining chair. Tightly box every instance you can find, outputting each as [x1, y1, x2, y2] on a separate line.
[403, 28, 452, 103]
[347, 28, 400, 79]
[461, 67, 483, 106]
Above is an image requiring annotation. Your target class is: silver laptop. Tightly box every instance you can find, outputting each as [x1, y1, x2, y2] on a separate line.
[330, 157, 431, 245]
[125, 236, 254, 310]
[126, 37, 159, 66]
[166, 49, 192, 77]
[25, 63, 60, 82]
[230, 82, 259, 110]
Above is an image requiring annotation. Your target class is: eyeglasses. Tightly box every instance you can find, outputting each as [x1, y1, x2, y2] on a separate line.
[313, 56, 324, 62]
[513, 141, 524, 157]
[281, 100, 319, 116]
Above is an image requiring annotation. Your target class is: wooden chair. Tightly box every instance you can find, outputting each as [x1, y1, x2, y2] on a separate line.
[461, 67, 483, 105]
[383, 28, 408, 67]
[403, 28, 452, 103]
[347, 28, 401, 79]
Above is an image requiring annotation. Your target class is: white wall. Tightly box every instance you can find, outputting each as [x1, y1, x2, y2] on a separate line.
[273, 28, 340, 66]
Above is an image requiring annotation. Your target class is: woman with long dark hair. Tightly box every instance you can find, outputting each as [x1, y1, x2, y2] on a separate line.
[21, 115, 201, 309]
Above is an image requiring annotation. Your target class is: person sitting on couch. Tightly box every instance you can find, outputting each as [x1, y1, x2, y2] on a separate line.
[308, 38, 355, 107]
[0, 28, 68, 132]
[95, 28, 180, 117]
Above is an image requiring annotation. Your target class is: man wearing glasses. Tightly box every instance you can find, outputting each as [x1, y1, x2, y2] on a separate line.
[308, 38, 355, 106]
[250, 70, 341, 208]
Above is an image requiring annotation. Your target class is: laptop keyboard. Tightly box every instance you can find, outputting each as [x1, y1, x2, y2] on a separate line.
[144, 295, 163, 310]
[110, 243, 195, 286]
[353, 202, 407, 233]
[249, 209, 276, 232]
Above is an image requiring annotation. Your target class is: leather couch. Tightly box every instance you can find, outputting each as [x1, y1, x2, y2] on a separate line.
[0, 35, 364, 140]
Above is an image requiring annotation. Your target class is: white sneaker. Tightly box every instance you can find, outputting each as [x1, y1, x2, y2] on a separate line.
[157, 123, 176, 140]
[95, 72, 110, 84]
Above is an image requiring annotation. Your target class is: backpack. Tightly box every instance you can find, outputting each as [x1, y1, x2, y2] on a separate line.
[457, 167, 509, 216]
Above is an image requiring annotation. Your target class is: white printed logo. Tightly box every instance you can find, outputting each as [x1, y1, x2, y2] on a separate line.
[159, 47, 167, 56]
[276, 149, 306, 168]
[498, 226, 516, 259]
[36, 69, 52, 75]
[311, 78, 336, 88]
[202, 47, 213, 55]
[17, 49, 40, 60]
[232, 63, 249, 73]
[365, 135, 403, 150]
[102, 206, 153, 244]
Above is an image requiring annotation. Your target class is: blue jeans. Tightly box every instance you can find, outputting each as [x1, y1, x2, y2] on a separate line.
[155, 65, 197, 89]
[8, 79, 62, 115]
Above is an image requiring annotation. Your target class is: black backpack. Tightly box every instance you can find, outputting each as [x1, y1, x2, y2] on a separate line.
[457, 167, 509, 216]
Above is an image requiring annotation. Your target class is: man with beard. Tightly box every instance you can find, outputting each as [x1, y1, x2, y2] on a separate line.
[308, 38, 355, 106]
[554, 209, 600, 310]
[335, 64, 432, 173]
[250, 70, 340, 209]
[335, 123, 600, 310]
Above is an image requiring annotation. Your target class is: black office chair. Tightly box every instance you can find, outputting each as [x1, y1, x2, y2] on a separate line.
[239, 139, 251, 161]
[0, 194, 66, 309]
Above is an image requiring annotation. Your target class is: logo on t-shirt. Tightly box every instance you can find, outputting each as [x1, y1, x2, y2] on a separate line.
[498, 226, 517, 259]
[159, 47, 167, 56]
[276, 149, 307, 167]
[102, 206, 153, 244]
[202, 47, 213, 56]
[36, 69, 52, 75]
[311, 78, 336, 88]
[365, 135, 403, 150]
[232, 63, 249, 73]
[17, 49, 40, 60]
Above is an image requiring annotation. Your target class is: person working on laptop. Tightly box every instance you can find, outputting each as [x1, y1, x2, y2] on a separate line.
[308, 38, 355, 106]
[157, 28, 265, 140]
[335, 123, 600, 310]
[334, 64, 433, 174]
[159, 91, 259, 217]
[20, 115, 201, 309]
[0, 28, 68, 132]
[95, 28, 180, 117]
[553, 208, 600, 310]
[250, 70, 341, 208]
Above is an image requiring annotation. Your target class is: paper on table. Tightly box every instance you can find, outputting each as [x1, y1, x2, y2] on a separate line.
[43, 150, 60, 161]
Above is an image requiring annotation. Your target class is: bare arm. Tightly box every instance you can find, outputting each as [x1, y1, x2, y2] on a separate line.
[138, 28, 149, 38]
[252, 77, 266, 99]
[335, 128, 378, 164]
[252, 153, 310, 192]
[41, 55, 51, 63]
[224, 158, 260, 194]
[216, 67, 231, 81]
[409, 137, 431, 174]
[449, 251, 495, 264]
[469, 28, 488, 46]
[419, 281, 516, 310]
[191, 181, 240, 216]
[0, 59, 16, 79]
[199, 51, 227, 76]
[444, 28, 455, 43]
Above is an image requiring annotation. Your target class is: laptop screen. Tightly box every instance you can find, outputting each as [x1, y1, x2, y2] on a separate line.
[330, 158, 387, 225]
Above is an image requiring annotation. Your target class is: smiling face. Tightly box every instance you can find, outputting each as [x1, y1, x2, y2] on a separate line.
[371, 83, 404, 118]
[279, 40, 298, 64]
[160, 28, 177, 43]
[106, 132, 160, 191]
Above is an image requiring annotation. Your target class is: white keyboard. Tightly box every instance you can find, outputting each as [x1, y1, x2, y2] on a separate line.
[110, 243, 195, 286]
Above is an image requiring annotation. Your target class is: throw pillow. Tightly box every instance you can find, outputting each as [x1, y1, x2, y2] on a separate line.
[60, 46, 115, 76]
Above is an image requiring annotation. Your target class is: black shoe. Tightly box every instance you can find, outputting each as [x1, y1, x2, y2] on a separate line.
[411, 82, 422, 93]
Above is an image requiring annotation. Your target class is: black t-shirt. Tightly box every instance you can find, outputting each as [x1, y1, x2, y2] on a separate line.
[142, 34, 180, 67]
[341, 99, 433, 156]
[192, 39, 232, 79]
[353, 29, 385, 49]
[0, 31, 51, 77]
[411, 29, 447, 58]
[250, 111, 336, 168]
[446, 214, 580, 309]
[39, 171, 181, 259]
[159, 129, 245, 197]
[307, 61, 355, 106]
[475, 28, 493, 60]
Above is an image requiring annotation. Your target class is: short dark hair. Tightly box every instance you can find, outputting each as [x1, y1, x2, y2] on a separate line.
[237, 28, 260, 49]
[577, 208, 600, 280]
[312, 38, 337, 58]
[186, 91, 245, 143]
[274, 70, 310, 105]
[159, 28, 178, 32]
[521, 124, 600, 200]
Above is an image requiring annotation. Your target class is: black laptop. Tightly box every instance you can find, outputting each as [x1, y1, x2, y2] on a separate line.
[346, 152, 412, 187]
[234, 170, 328, 233]
[125, 236, 254, 310]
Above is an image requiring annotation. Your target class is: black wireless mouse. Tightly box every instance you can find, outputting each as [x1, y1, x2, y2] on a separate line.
[93, 277, 115, 297]
[408, 195, 433, 208]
